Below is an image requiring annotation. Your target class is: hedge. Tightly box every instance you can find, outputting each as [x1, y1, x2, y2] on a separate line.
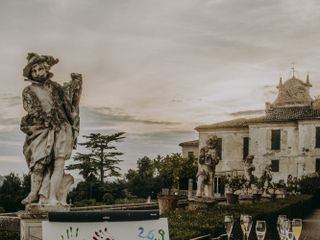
[168, 195, 315, 240]
[0, 195, 314, 240]
[0, 231, 19, 240]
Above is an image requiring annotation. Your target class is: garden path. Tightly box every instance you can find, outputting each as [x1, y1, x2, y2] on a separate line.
[300, 208, 320, 240]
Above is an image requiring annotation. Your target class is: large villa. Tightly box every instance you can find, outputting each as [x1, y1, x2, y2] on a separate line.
[180, 74, 320, 195]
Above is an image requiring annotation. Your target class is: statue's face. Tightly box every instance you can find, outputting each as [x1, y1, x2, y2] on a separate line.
[31, 63, 48, 82]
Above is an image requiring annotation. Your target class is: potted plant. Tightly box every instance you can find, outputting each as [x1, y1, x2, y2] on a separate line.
[274, 180, 288, 199]
[251, 177, 263, 202]
[223, 175, 243, 204]
[154, 154, 182, 215]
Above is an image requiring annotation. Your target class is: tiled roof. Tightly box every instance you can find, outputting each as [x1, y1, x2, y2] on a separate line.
[266, 106, 320, 121]
[195, 118, 250, 130]
[179, 140, 199, 147]
[195, 111, 320, 131]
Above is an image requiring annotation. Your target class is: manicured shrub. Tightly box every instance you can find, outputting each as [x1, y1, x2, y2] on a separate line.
[102, 193, 115, 204]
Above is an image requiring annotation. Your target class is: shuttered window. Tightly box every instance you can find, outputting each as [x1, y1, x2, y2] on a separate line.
[316, 127, 320, 148]
[243, 137, 249, 160]
[271, 129, 281, 150]
[316, 159, 320, 172]
[271, 160, 279, 172]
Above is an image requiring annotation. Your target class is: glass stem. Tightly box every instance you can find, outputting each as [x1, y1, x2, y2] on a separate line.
[243, 233, 246, 240]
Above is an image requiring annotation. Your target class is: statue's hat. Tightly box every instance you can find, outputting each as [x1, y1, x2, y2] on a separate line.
[23, 52, 59, 78]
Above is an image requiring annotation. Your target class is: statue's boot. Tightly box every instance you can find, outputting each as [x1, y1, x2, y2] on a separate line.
[21, 170, 43, 205]
[48, 157, 64, 205]
[57, 174, 74, 205]
[207, 179, 214, 198]
[21, 192, 38, 205]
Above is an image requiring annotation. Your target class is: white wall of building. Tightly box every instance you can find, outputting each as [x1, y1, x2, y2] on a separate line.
[181, 145, 199, 159]
[249, 122, 298, 182]
[298, 120, 320, 177]
[199, 128, 248, 173]
[197, 120, 320, 182]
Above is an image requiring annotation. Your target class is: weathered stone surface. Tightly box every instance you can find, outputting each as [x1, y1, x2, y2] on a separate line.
[158, 195, 179, 216]
[20, 52, 82, 209]
[196, 136, 220, 199]
[24, 203, 70, 215]
[20, 218, 45, 240]
[243, 155, 255, 192]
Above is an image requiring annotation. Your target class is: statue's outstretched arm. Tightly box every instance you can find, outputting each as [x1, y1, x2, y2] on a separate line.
[63, 73, 83, 147]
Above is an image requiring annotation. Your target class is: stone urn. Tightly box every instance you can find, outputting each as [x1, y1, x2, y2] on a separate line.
[225, 193, 238, 204]
[157, 194, 179, 215]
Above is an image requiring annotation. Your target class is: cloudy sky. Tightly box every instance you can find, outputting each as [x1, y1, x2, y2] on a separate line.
[1, 0, 320, 177]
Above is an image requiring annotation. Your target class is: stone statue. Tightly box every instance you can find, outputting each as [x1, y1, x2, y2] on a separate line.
[243, 155, 255, 193]
[261, 164, 274, 194]
[196, 136, 220, 199]
[20, 53, 82, 207]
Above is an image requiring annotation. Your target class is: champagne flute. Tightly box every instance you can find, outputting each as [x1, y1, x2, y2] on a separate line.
[240, 214, 247, 240]
[277, 215, 287, 240]
[292, 219, 303, 240]
[243, 215, 253, 240]
[255, 220, 267, 240]
[285, 220, 294, 240]
[224, 215, 234, 240]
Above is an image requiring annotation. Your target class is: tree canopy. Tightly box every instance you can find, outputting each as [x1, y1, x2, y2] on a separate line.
[66, 132, 125, 183]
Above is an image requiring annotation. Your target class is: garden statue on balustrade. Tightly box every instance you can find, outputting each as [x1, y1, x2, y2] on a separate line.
[20, 52, 82, 210]
[196, 135, 220, 200]
[261, 164, 275, 197]
[243, 155, 255, 194]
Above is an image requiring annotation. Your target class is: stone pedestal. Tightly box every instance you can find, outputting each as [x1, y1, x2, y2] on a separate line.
[18, 204, 71, 240]
[158, 195, 179, 216]
[20, 217, 45, 240]
[188, 198, 217, 210]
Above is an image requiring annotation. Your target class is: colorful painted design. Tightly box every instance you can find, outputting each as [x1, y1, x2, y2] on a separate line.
[60, 226, 80, 240]
[92, 227, 114, 240]
[138, 227, 166, 240]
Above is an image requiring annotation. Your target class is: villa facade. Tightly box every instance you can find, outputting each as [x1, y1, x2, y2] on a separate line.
[180, 74, 320, 193]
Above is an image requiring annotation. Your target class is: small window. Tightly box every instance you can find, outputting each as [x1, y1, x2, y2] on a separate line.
[271, 160, 279, 172]
[271, 129, 281, 150]
[316, 159, 320, 172]
[243, 137, 249, 160]
[316, 127, 320, 148]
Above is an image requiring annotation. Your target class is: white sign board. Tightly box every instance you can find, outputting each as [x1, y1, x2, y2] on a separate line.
[42, 218, 169, 240]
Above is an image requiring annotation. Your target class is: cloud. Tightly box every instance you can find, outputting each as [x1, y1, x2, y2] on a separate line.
[229, 109, 265, 117]
[94, 107, 181, 125]
[0, 95, 21, 107]
[0, 156, 27, 176]
[1, 0, 320, 176]
[0, 94, 23, 132]
[80, 106, 183, 134]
